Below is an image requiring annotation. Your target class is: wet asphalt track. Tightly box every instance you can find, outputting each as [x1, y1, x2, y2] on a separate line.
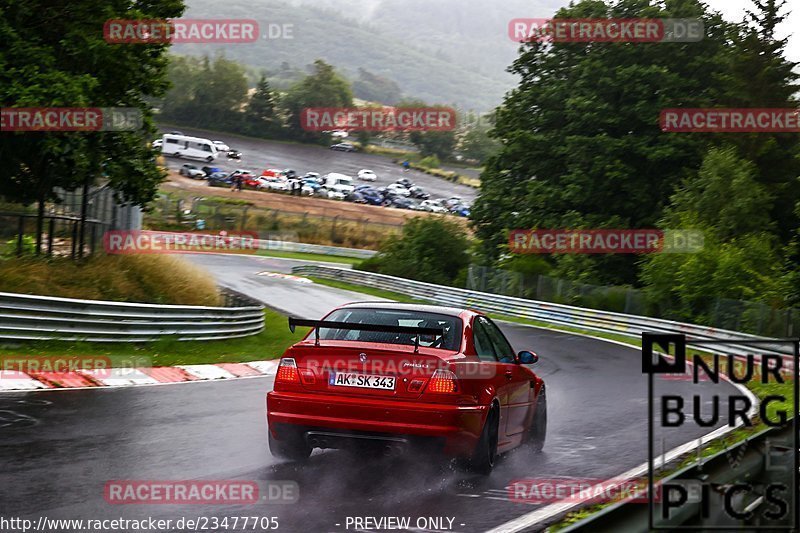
[0, 255, 741, 532]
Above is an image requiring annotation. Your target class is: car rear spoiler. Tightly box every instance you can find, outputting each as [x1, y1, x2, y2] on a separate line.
[288, 318, 444, 353]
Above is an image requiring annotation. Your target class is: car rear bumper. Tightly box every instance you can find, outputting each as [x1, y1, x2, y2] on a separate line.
[267, 391, 487, 456]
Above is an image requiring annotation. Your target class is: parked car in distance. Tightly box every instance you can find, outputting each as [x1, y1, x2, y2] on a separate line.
[389, 197, 416, 209]
[408, 186, 429, 200]
[227, 149, 242, 160]
[301, 179, 320, 196]
[242, 176, 261, 189]
[346, 191, 368, 204]
[450, 204, 471, 217]
[321, 172, 355, 197]
[201, 166, 222, 176]
[179, 164, 206, 179]
[444, 196, 463, 209]
[358, 169, 377, 181]
[326, 190, 347, 200]
[330, 142, 356, 152]
[302, 172, 322, 183]
[261, 168, 283, 178]
[257, 176, 290, 192]
[212, 140, 230, 152]
[207, 173, 234, 187]
[396, 177, 414, 188]
[151, 139, 163, 149]
[418, 199, 448, 213]
[229, 169, 254, 178]
[228, 169, 258, 188]
[282, 169, 298, 179]
[360, 189, 384, 205]
[386, 183, 411, 197]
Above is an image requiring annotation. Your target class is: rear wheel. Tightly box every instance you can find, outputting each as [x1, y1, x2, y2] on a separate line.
[525, 387, 547, 453]
[268, 429, 311, 462]
[173, 152, 181, 158]
[469, 403, 499, 475]
[206, 156, 213, 162]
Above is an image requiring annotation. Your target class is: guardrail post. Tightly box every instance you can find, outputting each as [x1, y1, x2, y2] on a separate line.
[16, 215, 24, 257]
[70, 219, 78, 259]
[47, 217, 55, 257]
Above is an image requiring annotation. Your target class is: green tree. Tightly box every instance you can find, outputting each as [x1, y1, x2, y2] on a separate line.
[640, 147, 784, 320]
[283, 60, 353, 142]
[160, 55, 248, 130]
[353, 68, 403, 104]
[244, 75, 280, 135]
[470, 0, 736, 285]
[459, 118, 500, 163]
[357, 218, 470, 285]
[720, 0, 800, 242]
[409, 130, 456, 159]
[0, 0, 183, 252]
[194, 56, 248, 128]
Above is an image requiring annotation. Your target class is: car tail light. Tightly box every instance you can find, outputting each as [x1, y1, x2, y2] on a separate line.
[426, 369, 459, 394]
[276, 358, 299, 383]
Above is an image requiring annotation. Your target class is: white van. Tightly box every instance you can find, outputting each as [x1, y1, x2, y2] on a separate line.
[161, 134, 219, 162]
[321, 172, 355, 199]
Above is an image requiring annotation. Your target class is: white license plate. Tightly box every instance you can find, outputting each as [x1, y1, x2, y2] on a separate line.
[329, 372, 396, 390]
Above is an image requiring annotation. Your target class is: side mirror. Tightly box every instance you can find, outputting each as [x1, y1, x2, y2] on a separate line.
[518, 350, 538, 364]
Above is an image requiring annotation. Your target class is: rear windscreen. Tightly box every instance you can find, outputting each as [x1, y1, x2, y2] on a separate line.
[319, 308, 463, 351]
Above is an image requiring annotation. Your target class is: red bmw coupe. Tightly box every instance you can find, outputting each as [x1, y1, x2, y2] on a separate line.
[266, 302, 546, 474]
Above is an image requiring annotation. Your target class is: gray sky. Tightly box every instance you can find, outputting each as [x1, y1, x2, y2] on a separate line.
[699, 0, 797, 62]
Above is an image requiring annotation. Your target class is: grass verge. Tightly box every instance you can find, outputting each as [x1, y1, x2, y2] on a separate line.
[306, 276, 423, 303]
[0, 308, 307, 367]
[257, 249, 365, 266]
[0, 255, 220, 305]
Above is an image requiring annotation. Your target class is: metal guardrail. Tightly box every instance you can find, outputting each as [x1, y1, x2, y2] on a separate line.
[0, 289, 264, 342]
[290, 265, 794, 360]
[257, 240, 376, 259]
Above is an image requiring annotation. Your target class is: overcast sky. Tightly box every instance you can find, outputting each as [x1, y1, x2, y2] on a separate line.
[699, 0, 797, 62]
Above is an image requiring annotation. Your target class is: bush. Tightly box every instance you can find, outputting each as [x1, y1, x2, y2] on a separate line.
[355, 217, 470, 286]
[418, 155, 441, 169]
[3, 235, 36, 257]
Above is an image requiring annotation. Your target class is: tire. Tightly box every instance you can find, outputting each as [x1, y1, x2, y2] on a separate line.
[206, 156, 213, 162]
[470, 403, 499, 475]
[173, 152, 181, 158]
[525, 387, 547, 453]
[268, 429, 311, 462]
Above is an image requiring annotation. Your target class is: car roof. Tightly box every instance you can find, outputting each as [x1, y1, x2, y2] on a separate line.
[335, 301, 478, 319]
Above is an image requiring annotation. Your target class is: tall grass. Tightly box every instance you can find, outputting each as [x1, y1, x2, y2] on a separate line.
[0, 255, 220, 305]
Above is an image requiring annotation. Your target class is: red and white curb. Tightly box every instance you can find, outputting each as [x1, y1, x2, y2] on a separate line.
[0, 360, 278, 392]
